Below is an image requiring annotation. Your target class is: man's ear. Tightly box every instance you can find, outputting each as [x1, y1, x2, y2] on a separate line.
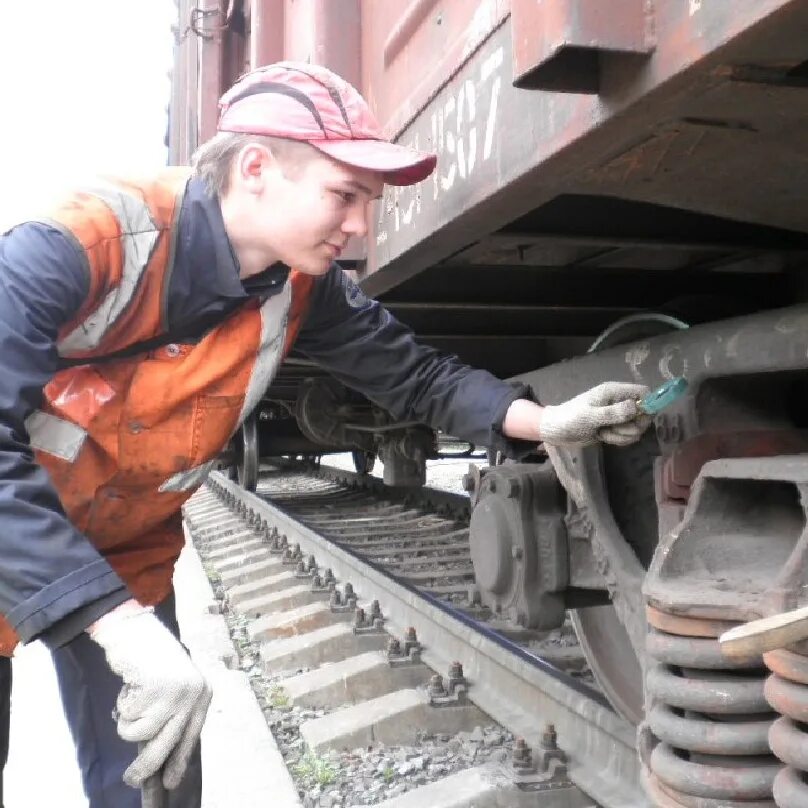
[234, 143, 277, 194]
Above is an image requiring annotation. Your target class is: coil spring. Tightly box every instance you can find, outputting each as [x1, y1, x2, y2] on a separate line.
[764, 644, 808, 807]
[643, 606, 780, 807]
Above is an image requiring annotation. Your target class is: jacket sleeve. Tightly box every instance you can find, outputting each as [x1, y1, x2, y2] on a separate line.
[0, 222, 129, 648]
[294, 265, 538, 457]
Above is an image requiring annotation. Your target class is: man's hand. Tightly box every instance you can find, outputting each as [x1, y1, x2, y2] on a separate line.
[86, 600, 212, 791]
[539, 382, 653, 447]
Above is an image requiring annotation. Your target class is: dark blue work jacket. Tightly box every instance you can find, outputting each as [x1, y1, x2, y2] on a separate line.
[0, 177, 533, 648]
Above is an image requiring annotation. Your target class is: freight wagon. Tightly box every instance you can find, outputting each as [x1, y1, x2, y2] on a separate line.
[170, 2, 808, 804]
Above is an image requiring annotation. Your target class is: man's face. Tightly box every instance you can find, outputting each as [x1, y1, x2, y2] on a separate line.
[256, 150, 384, 276]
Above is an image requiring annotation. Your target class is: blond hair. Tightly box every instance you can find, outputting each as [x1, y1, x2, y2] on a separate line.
[191, 133, 319, 196]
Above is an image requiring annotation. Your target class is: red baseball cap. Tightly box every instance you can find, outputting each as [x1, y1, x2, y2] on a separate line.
[217, 62, 436, 186]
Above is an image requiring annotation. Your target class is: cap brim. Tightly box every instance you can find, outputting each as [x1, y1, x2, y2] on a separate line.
[310, 139, 437, 186]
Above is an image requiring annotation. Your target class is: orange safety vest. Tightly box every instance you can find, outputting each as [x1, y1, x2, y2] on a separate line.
[0, 168, 313, 654]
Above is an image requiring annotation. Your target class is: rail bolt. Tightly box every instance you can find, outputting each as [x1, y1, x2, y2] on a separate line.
[404, 627, 420, 654]
[428, 674, 447, 697]
[512, 738, 533, 770]
[448, 661, 465, 682]
[541, 724, 558, 750]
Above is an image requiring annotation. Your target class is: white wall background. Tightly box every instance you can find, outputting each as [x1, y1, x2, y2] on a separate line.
[0, 2, 175, 804]
[0, 0, 175, 229]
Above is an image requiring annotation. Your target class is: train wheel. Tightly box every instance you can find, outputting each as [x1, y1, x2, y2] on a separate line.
[234, 411, 259, 492]
[570, 313, 688, 725]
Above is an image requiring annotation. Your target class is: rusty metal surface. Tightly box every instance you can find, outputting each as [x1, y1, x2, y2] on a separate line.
[170, 0, 199, 165]
[765, 673, 808, 724]
[650, 742, 780, 802]
[647, 663, 769, 714]
[197, 0, 226, 147]
[364, 0, 808, 292]
[646, 606, 738, 638]
[661, 432, 808, 502]
[645, 454, 808, 623]
[772, 766, 808, 808]
[765, 646, 808, 807]
[645, 608, 779, 805]
[171, 1, 808, 292]
[647, 628, 760, 669]
[769, 716, 808, 771]
[362, 0, 510, 141]
[764, 648, 808, 686]
[648, 703, 771, 757]
[511, 304, 808, 407]
[511, 0, 654, 92]
[247, 0, 283, 67]
[645, 770, 777, 808]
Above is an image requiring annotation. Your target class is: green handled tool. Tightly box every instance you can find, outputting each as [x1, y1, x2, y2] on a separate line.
[637, 377, 688, 415]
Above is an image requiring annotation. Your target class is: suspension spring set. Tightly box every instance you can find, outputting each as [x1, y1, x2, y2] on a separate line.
[643, 605, 780, 807]
[764, 642, 808, 807]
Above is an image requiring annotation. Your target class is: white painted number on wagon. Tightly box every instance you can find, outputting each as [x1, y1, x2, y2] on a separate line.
[377, 45, 504, 243]
[434, 46, 502, 197]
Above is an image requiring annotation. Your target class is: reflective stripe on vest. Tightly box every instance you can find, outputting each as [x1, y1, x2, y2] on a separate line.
[35, 278, 294, 496]
[58, 183, 160, 355]
[235, 280, 292, 429]
[25, 411, 87, 462]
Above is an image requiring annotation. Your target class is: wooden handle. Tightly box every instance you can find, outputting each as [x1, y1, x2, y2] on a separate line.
[719, 604, 808, 658]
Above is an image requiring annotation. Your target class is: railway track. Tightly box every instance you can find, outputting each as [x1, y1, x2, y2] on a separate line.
[183, 466, 648, 807]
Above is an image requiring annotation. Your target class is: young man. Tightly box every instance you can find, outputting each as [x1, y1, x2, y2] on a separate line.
[0, 62, 650, 807]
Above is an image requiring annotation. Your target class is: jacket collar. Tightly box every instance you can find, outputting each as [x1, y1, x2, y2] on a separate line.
[180, 177, 290, 300]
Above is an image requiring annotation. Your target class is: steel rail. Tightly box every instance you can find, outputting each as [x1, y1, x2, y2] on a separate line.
[208, 470, 650, 807]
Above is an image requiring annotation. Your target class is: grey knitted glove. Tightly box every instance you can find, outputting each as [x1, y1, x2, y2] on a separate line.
[540, 382, 653, 447]
[87, 602, 212, 791]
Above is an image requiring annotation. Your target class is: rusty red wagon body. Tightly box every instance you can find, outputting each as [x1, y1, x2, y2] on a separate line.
[170, 5, 808, 804]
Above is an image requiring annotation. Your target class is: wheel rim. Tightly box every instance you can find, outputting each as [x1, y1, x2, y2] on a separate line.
[235, 411, 259, 491]
[571, 313, 688, 725]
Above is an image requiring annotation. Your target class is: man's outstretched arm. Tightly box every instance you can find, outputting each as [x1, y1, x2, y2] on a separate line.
[295, 266, 651, 453]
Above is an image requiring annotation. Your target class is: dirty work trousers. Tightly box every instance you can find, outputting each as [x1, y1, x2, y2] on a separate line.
[51, 591, 203, 808]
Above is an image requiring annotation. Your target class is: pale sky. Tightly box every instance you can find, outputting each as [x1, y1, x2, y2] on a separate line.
[0, 0, 176, 229]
